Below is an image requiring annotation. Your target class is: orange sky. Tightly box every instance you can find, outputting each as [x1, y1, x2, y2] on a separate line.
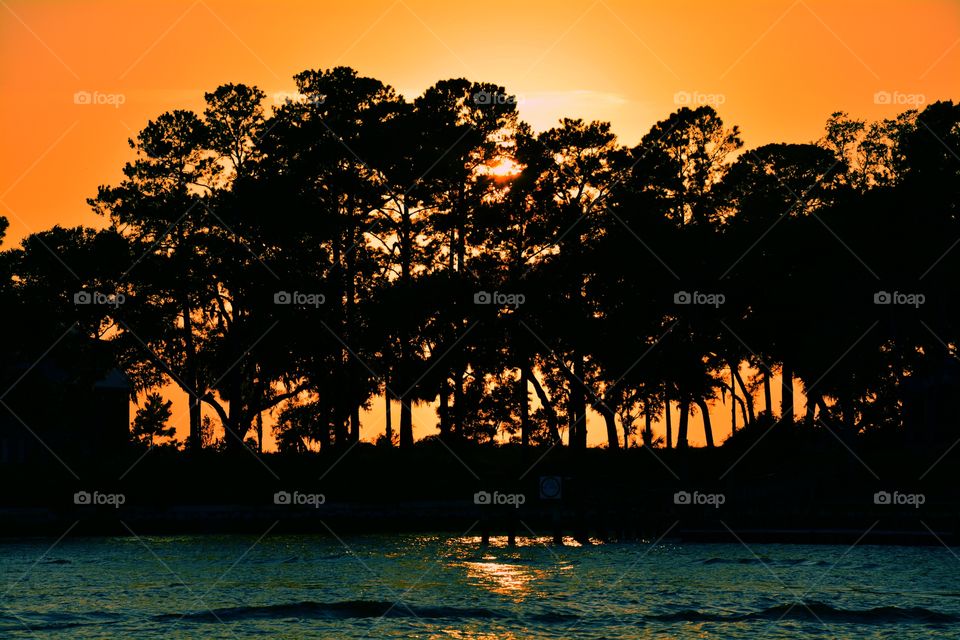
[1, 0, 958, 448]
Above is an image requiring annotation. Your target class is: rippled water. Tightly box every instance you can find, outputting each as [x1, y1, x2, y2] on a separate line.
[1, 532, 958, 638]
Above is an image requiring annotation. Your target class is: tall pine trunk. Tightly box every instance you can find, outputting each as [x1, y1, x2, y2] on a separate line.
[677, 398, 690, 449]
[182, 300, 202, 452]
[665, 400, 673, 449]
[438, 378, 450, 438]
[780, 363, 794, 422]
[696, 398, 715, 447]
[805, 390, 820, 422]
[730, 363, 738, 433]
[399, 398, 413, 448]
[384, 390, 393, 446]
[733, 367, 755, 425]
[569, 357, 587, 448]
[762, 366, 773, 417]
[398, 200, 414, 449]
[527, 369, 562, 444]
[520, 361, 530, 449]
[598, 401, 620, 450]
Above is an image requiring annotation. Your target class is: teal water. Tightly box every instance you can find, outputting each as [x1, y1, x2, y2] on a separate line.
[1, 533, 958, 638]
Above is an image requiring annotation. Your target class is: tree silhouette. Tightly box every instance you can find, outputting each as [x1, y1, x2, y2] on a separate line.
[4, 68, 951, 458]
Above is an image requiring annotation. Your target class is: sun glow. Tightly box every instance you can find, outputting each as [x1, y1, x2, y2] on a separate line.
[483, 157, 522, 177]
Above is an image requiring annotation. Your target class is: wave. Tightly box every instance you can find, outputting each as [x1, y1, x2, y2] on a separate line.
[699, 557, 829, 566]
[0, 611, 122, 633]
[648, 602, 958, 624]
[700, 557, 772, 565]
[159, 600, 504, 622]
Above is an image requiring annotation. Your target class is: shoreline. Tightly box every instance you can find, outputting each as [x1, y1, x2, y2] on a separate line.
[0, 502, 954, 546]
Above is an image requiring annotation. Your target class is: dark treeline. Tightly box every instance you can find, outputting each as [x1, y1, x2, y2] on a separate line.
[1, 67, 958, 457]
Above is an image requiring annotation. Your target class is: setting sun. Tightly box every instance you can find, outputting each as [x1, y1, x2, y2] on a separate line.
[483, 157, 522, 177]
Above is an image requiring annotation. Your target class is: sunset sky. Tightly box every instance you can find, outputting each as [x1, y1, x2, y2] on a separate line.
[1, 0, 958, 447]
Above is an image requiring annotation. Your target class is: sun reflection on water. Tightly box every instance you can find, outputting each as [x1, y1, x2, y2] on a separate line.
[462, 558, 540, 598]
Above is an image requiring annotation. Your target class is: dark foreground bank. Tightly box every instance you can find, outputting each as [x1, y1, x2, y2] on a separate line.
[2, 428, 958, 544]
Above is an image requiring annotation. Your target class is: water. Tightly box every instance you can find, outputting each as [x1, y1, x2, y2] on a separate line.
[1, 533, 958, 638]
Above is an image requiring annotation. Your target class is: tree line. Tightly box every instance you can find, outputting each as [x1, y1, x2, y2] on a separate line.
[1, 67, 958, 454]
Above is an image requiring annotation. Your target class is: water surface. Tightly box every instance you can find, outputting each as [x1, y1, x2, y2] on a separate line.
[1, 532, 957, 638]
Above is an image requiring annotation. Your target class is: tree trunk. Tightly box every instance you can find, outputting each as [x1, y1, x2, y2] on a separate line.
[641, 405, 652, 448]
[780, 362, 794, 422]
[318, 401, 331, 450]
[734, 394, 749, 428]
[384, 390, 393, 446]
[527, 369, 562, 445]
[452, 369, 464, 437]
[349, 405, 360, 443]
[400, 399, 413, 448]
[762, 366, 773, 416]
[677, 398, 690, 449]
[344, 219, 360, 446]
[805, 389, 820, 422]
[334, 414, 348, 446]
[520, 363, 530, 449]
[598, 402, 620, 450]
[256, 411, 263, 453]
[730, 364, 738, 433]
[570, 357, 587, 448]
[438, 378, 450, 438]
[733, 367, 755, 424]
[841, 397, 857, 433]
[182, 301, 202, 452]
[816, 397, 831, 425]
[187, 390, 202, 452]
[665, 400, 673, 449]
[398, 199, 414, 449]
[696, 398, 715, 447]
